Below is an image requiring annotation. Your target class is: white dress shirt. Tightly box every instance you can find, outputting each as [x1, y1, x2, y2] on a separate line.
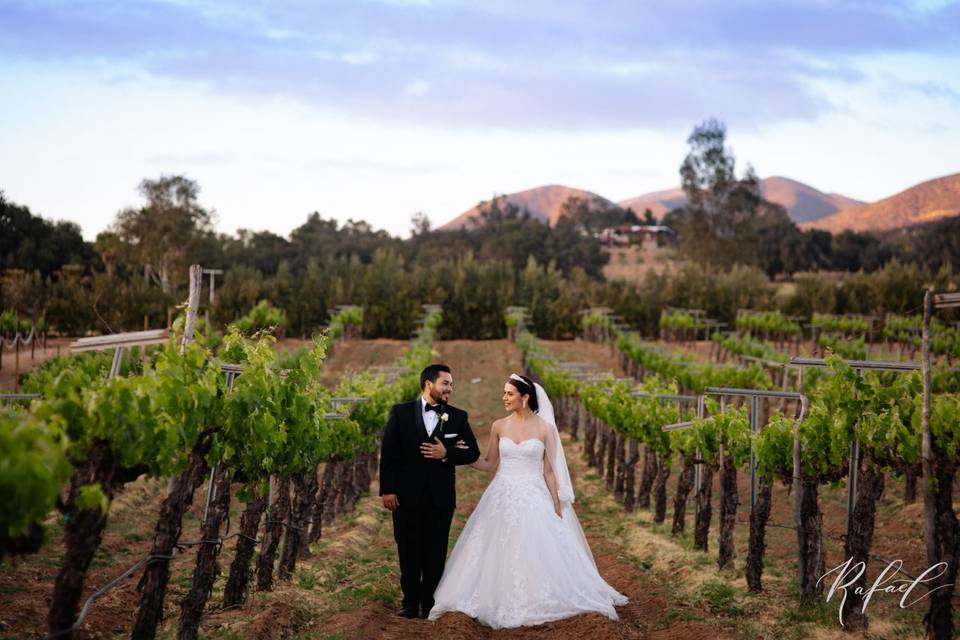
[421, 397, 440, 438]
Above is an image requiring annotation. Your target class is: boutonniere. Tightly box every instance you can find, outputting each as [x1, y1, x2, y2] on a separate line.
[440, 412, 449, 424]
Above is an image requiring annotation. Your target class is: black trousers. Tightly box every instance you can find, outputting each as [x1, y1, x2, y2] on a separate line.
[392, 500, 454, 614]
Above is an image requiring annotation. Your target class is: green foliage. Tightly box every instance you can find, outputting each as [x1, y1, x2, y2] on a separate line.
[755, 414, 796, 483]
[0, 309, 42, 336]
[859, 372, 922, 468]
[796, 355, 926, 477]
[735, 310, 801, 338]
[697, 579, 742, 616]
[0, 193, 98, 277]
[883, 313, 960, 358]
[21, 351, 116, 395]
[76, 484, 110, 514]
[504, 308, 524, 328]
[929, 393, 960, 460]
[520, 331, 685, 455]
[817, 333, 866, 360]
[811, 313, 870, 335]
[616, 330, 771, 393]
[358, 250, 420, 338]
[2, 288, 442, 559]
[0, 310, 20, 336]
[0, 407, 71, 542]
[581, 308, 613, 332]
[659, 310, 700, 332]
[230, 300, 288, 335]
[712, 332, 788, 364]
[702, 401, 752, 465]
[797, 356, 863, 477]
[883, 313, 921, 342]
[110, 175, 214, 295]
[328, 306, 363, 341]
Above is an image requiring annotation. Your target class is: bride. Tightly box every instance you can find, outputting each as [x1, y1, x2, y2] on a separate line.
[427, 373, 628, 628]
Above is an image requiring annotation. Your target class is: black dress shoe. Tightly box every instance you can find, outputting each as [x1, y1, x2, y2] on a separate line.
[419, 609, 430, 619]
[397, 607, 418, 618]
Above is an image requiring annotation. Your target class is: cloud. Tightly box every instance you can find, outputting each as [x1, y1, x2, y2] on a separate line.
[404, 78, 431, 96]
[909, 80, 960, 101]
[1, 0, 958, 130]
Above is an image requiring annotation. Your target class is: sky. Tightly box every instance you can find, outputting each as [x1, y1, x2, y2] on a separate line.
[1, 0, 958, 240]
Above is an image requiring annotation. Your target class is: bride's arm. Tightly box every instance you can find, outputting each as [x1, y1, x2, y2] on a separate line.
[543, 425, 562, 518]
[469, 421, 500, 472]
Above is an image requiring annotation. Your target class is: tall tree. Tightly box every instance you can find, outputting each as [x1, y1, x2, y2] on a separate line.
[671, 120, 769, 269]
[680, 118, 737, 216]
[111, 175, 214, 294]
[410, 212, 432, 236]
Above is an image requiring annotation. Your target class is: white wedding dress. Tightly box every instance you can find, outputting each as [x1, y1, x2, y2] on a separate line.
[428, 395, 628, 628]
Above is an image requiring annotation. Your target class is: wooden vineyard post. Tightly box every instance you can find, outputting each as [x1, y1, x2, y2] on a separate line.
[693, 393, 713, 551]
[793, 368, 805, 598]
[750, 394, 758, 508]
[717, 395, 737, 570]
[133, 267, 209, 640]
[921, 289, 942, 638]
[201, 268, 222, 337]
[921, 289, 960, 640]
[181, 264, 202, 351]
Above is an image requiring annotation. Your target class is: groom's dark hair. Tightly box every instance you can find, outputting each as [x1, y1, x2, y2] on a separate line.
[420, 364, 452, 390]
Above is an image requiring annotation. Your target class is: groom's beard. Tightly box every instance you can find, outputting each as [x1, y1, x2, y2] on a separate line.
[428, 388, 447, 405]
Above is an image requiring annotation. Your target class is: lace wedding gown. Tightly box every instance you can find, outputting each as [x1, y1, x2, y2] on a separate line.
[428, 437, 628, 628]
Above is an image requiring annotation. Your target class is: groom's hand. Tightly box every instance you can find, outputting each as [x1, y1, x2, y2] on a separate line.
[382, 494, 399, 511]
[420, 437, 447, 460]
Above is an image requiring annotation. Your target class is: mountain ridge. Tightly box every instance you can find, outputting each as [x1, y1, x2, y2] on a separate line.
[801, 172, 960, 233]
[438, 173, 960, 233]
[439, 185, 616, 230]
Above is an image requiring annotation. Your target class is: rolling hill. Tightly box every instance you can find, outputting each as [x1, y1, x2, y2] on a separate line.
[801, 173, 960, 233]
[437, 174, 960, 233]
[617, 186, 687, 220]
[618, 176, 862, 224]
[439, 185, 616, 230]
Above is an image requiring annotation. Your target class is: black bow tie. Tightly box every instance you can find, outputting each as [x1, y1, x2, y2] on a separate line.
[425, 403, 443, 413]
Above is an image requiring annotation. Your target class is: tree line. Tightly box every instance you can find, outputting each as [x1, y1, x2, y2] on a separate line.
[2, 118, 956, 340]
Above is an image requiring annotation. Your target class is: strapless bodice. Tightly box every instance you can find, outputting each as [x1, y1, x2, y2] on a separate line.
[497, 437, 544, 477]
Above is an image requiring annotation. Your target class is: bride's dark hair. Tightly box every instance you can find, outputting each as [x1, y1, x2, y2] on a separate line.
[506, 374, 539, 413]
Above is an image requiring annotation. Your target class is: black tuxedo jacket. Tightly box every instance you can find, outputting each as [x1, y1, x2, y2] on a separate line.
[378, 399, 481, 509]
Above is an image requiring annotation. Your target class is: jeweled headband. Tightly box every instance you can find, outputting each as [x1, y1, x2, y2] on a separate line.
[508, 373, 533, 394]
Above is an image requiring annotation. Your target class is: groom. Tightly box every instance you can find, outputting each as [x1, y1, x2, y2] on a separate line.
[379, 364, 481, 619]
